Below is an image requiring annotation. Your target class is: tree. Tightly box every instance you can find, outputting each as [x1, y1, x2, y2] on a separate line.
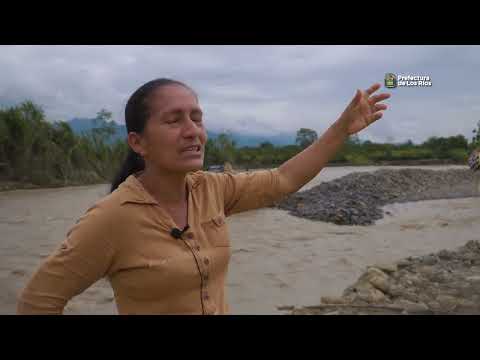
[91, 108, 116, 144]
[216, 133, 236, 163]
[96, 109, 113, 123]
[259, 142, 274, 150]
[0, 102, 127, 186]
[346, 134, 361, 146]
[204, 133, 236, 167]
[448, 135, 468, 149]
[52, 121, 76, 150]
[423, 135, 468, 151]
[295, 128, 318, 148]
[472, 120, 480, 147]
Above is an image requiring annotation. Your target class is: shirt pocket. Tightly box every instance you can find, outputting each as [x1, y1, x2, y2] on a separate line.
[201, 213, 230, 247]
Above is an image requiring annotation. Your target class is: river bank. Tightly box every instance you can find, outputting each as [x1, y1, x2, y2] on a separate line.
[0, 159, 469, 192]
[0, 180, 104, 192]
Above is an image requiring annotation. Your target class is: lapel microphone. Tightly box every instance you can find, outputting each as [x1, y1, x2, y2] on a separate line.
[170, 225, 190, 239]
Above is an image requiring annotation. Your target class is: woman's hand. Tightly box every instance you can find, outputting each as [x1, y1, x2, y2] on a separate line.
[276, 82, 391, 194]
[336, 83, 391, 135]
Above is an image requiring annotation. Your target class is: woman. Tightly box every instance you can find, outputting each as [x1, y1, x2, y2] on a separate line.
[17, 78, 390, 315]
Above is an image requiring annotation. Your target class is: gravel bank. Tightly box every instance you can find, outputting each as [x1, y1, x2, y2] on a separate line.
[277, 168, 479, 226]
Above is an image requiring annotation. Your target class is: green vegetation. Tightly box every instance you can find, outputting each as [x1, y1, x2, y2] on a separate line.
[0, 101, 127, 188]
[472, 120, 480, 148]
[295, 128, 318, 149]
[207, 130, 475, 168]
[0, 101, 478, 189]
[328, 133, 473, 166]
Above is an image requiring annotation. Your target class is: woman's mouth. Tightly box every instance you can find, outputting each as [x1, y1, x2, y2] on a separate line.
[180, 145, 202, 155]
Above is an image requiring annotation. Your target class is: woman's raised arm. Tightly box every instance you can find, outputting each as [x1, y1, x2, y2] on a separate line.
[277, 83, 391, 193]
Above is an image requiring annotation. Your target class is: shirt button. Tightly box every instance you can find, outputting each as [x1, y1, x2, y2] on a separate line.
[195, 245, 201, 251]
[186, 233, 194, 239]
[203, 293, 210, 300]
[203, 258, 210, 265]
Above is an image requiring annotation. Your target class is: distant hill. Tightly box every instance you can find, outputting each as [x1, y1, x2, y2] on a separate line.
[66, 118, 296, 147]
[225, 132, 296, 147]
[68, 118, 127, 142]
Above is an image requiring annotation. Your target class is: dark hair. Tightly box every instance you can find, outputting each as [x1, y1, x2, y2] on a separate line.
[110, 78, 191, 193]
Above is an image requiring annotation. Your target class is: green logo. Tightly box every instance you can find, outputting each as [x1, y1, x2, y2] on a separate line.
[385, 73, 397, 89]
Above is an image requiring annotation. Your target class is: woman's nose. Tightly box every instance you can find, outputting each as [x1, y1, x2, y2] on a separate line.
[182, 118, 201, 138]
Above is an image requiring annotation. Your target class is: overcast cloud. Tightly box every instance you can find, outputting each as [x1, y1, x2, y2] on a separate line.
[0, 45, 478, 143]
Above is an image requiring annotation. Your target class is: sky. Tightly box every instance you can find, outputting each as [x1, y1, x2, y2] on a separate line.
[0, 45, 478, 144]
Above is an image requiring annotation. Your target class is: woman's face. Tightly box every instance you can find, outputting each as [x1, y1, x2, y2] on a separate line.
[140, 84, 207, 174]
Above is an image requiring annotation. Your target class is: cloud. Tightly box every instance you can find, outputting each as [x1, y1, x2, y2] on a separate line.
[0, 45, 478, 143]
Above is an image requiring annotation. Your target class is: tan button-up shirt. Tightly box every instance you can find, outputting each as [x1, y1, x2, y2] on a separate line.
[17, 169, 291, 315]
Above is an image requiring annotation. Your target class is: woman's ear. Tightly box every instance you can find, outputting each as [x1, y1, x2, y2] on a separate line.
[127, 132, 146, 157]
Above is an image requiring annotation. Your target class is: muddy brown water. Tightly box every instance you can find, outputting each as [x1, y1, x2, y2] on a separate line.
[1, 165, 479, 314]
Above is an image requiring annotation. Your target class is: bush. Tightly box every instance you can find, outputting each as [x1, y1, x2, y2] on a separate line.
[0, 101, 125, 187]
[447, 148, 468, 162]
[345, 153, 371, 165]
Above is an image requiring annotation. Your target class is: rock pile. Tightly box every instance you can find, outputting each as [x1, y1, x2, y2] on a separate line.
[277, 168, 479, 225]
[284, 240, 480, 315]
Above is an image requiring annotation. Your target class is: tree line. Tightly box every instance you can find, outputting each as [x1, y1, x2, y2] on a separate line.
[0, 102, 127, 187]
[206, 127, 479, 168]
[1, 101, 479, 188]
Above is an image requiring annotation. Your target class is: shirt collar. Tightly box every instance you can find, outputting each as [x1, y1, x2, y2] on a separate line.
[118, 171, 202, 206]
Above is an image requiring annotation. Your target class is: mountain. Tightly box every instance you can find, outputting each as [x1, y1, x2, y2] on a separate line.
[66, 118, 296, 147]
[68, 117, 127, 143]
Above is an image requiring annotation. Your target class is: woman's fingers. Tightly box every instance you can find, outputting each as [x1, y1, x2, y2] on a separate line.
[367, 111, 384, 125]
[369, 93, 391, 104]
[350, 89, 362, 106]
[374, 103, 388, 112]
[365, 83, 382, 95]
[357, 83, 390, 128]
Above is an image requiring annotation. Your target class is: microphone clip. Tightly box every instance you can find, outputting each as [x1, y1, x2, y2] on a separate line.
[170, 225, 190, 239]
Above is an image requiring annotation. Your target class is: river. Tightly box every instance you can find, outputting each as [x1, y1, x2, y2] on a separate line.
[1, 165, 479, 314]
